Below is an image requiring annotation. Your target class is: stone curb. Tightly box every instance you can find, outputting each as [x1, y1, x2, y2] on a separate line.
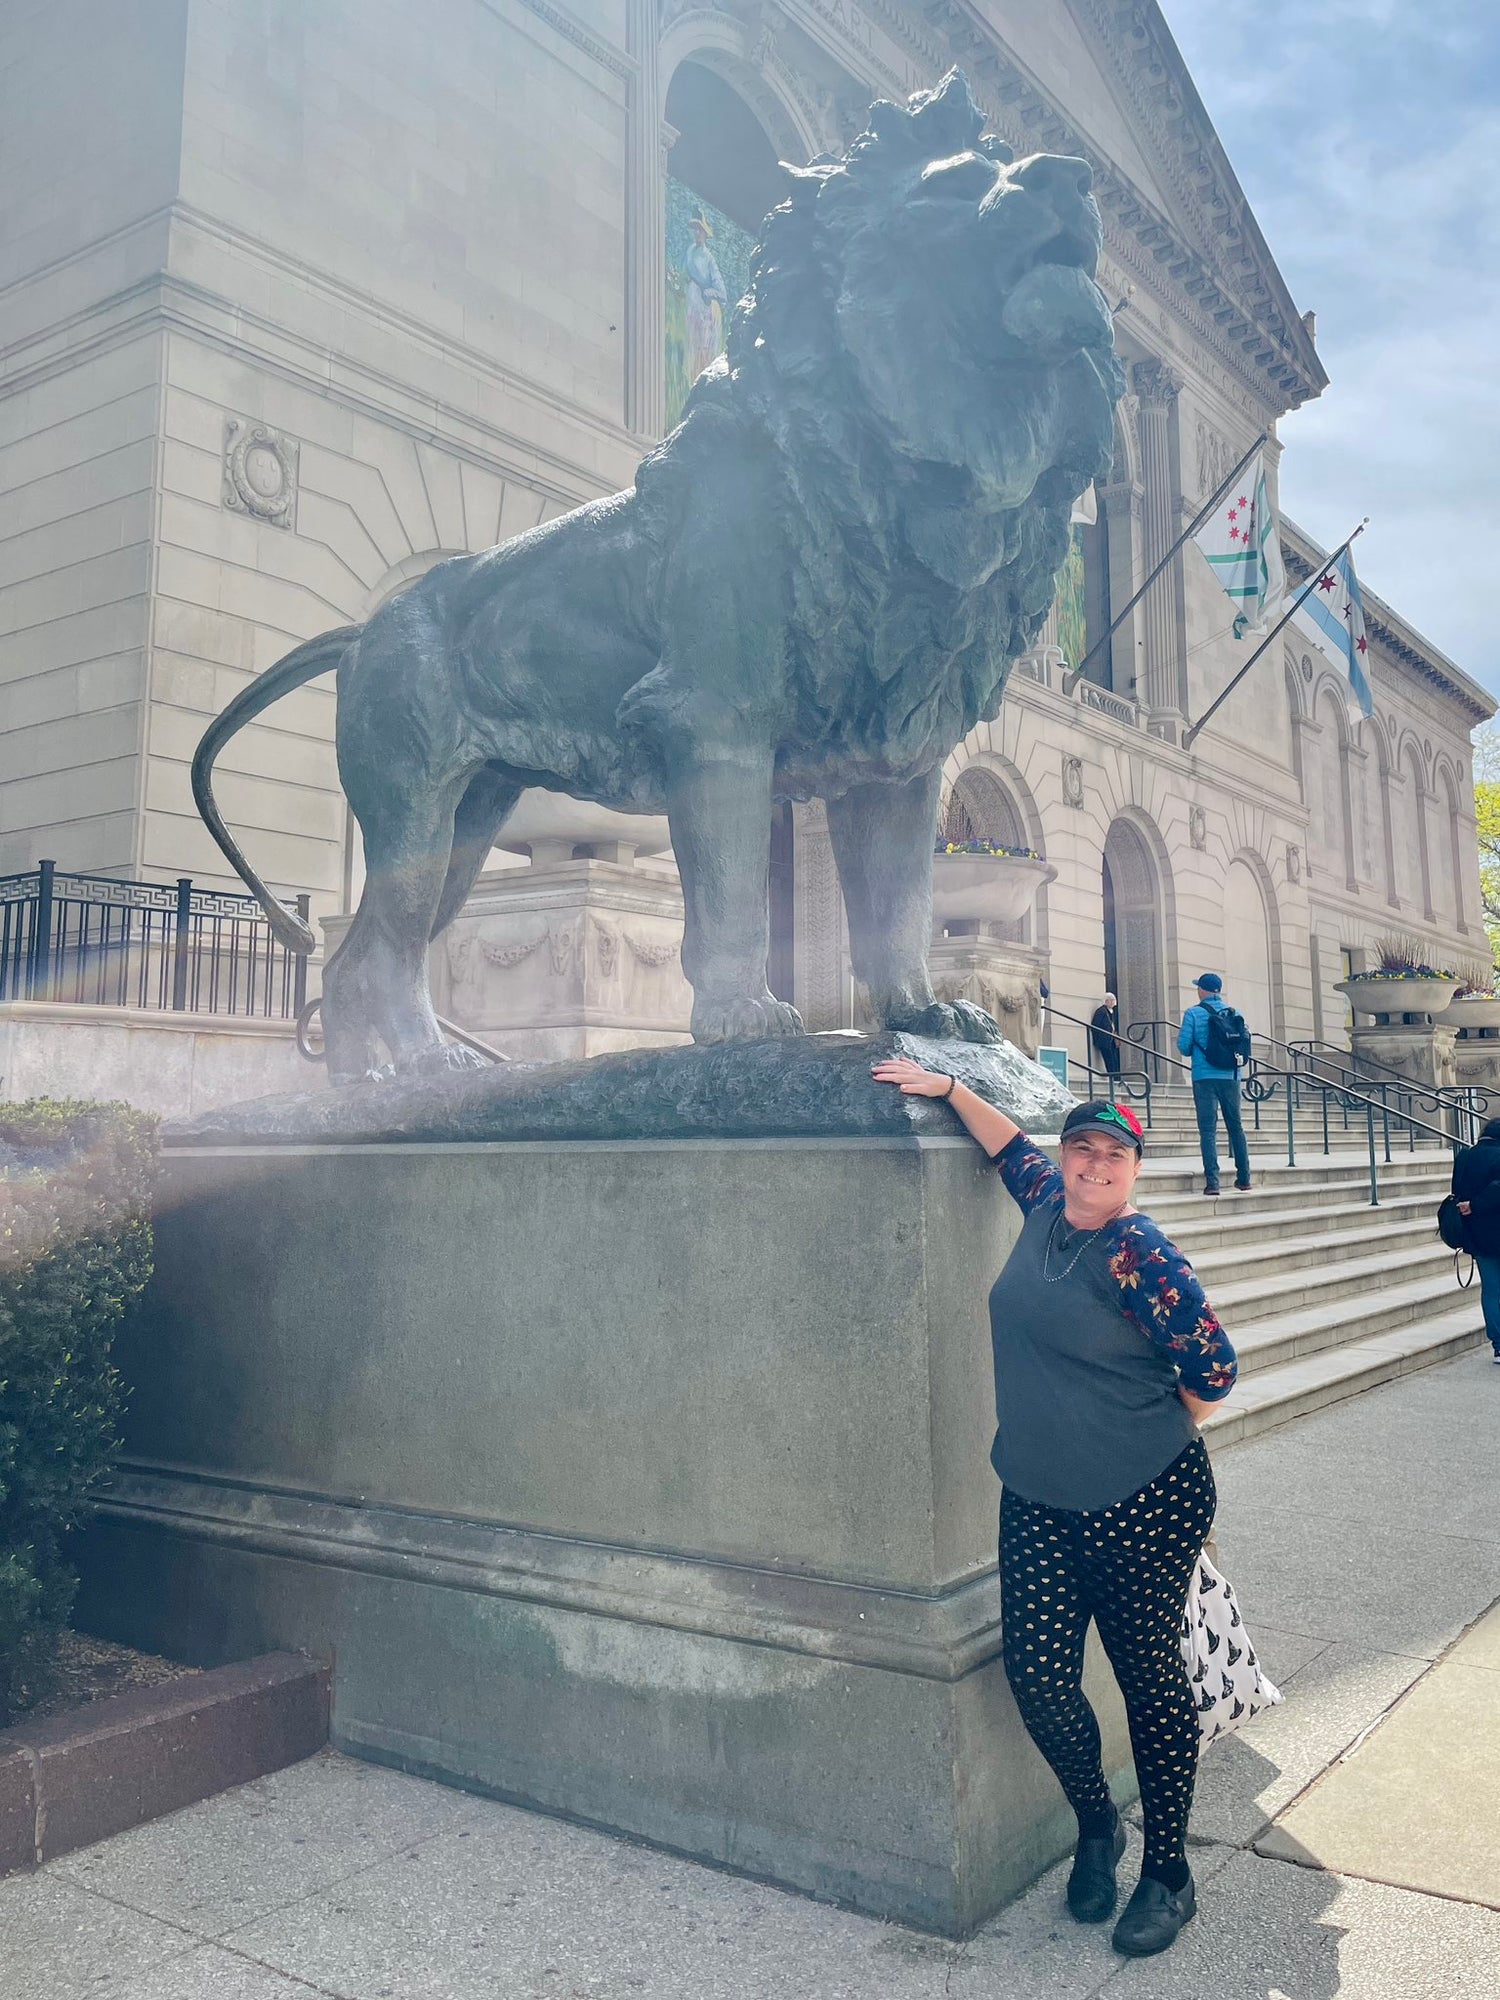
[0, 1650, 330, 1878]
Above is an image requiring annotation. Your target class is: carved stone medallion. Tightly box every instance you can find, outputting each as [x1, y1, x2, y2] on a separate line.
[223, 418, 299, 529]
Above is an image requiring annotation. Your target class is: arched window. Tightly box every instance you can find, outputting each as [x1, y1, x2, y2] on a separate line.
[941, 767, 1030, 851]
[1436, 766, 1466, 932]
[1313, 691, 1353, 884]
[663, 63, 780, 430]
[942, 766, 1037, 942]
[1396, 745, 1430, 913]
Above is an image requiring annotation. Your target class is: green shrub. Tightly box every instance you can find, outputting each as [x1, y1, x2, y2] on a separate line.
[0, 1100, 158, 1721]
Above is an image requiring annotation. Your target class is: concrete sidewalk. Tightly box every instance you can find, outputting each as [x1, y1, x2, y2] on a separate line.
[6, 1348, 1499, 2000]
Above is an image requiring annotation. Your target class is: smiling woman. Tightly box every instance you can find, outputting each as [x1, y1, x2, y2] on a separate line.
[871, 1056, 1238, 1958]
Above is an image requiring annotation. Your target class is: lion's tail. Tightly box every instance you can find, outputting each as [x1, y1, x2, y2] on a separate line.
[191, 625, 361, 954]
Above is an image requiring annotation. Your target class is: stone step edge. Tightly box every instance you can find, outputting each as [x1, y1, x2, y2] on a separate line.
[1189, 1217, 1441, 1280]
[1164, 1201, 1439, 1251]
[1145, 1184, 1447, 1226]
[1210, 1245, 1460, 1319]
[1203, 1319, 1488, 1451]
[1230, 1281, 1482, 1374]
[0, 1651, 329, 1878]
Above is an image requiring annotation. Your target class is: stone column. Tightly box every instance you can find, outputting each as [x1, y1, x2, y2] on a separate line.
[1132, 359, 1184, 732]
[624, 0, 666, 439]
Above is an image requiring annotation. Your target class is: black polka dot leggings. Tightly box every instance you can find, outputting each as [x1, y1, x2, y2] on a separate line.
[999, 1437, 1216, 1878]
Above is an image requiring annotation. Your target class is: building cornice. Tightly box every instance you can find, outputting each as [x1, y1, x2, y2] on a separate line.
[759, 0, 1322, 415]
[509, 0, 637, 79]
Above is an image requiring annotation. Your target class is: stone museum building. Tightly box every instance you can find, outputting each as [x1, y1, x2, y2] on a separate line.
[1, 0, 1492, 1073]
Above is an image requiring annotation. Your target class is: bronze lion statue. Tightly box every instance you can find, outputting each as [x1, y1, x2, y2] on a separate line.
[194, 70, 1123, 1082]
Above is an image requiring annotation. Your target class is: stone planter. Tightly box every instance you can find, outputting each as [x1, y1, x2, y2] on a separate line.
[1336, 975, 1461, 1025]
[1436, 994, 1500, 1036]
[494, 789, 674, 865]
[928, 938, 1045, 1057]
[931, 852, 1056, 930]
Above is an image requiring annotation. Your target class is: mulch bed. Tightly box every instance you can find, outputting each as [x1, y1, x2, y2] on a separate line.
[7, 1632, 199, 1729]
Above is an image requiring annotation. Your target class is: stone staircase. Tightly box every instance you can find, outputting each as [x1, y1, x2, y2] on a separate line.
[1126, 1117, 1486, 1448]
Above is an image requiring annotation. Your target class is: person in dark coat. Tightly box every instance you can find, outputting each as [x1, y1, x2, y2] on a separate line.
[1090, 993, 1122, 1079]
[1452, 1117, 1500, 1362]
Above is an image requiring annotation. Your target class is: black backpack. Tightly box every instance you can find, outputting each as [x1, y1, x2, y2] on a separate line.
[1202, 1004, 1252, 1070]
[1436, 1194, 1468, 1251]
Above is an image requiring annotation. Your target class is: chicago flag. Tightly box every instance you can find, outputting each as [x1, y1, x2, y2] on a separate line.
[1289, 547, 1374, 721]
[1193, 449, 1285, 635]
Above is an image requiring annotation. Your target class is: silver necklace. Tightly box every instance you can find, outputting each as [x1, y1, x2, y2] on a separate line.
[1041, 1208, 1116, 1283]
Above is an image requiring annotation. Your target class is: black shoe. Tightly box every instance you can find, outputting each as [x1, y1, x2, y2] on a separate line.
[1202, 1183, 1220, 1197]
[1112, 1872, 1197, 1957]
[1066, 1815, 1127, 1923]
[1234, 1180, 1253, 1192]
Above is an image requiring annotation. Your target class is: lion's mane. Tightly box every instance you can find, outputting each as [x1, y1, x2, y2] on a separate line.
[635, 72, 1123, 788]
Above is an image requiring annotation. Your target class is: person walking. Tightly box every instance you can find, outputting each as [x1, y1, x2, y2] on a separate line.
[871, 1058, 1238, 1957]
[1451, 1117, 1500, 1364]
[1090, 993, 1122, 1080]
[1177, 973, 1253, 1196]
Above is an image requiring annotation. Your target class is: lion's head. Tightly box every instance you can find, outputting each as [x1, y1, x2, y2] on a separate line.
[726, 70, 1124, 597]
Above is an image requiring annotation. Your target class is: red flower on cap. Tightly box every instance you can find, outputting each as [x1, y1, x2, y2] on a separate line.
[1097, 1102, 1144, 1141]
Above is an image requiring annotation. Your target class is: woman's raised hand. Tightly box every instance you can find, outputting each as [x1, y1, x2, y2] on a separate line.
[871, 1056, 952, 1097]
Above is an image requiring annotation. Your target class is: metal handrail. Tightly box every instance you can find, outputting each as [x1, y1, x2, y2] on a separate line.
[1120, 1015, 1461, 1203]
[1041, 1002, 1156, 1124]
[294, 995, 509, 1069]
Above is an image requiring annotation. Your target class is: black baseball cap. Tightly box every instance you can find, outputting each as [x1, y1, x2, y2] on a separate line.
[1060, 1100, 1145, 1153]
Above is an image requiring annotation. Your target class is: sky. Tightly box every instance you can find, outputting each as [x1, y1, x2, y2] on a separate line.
[1157, 0, 1500, 694]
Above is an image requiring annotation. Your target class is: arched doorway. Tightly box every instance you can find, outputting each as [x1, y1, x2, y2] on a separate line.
[1223, 859, 1275, 1035]
[1102, 818, 1165, 1046]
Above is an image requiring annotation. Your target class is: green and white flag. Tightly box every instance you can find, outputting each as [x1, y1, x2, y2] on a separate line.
[1193, 449, 1285, 636]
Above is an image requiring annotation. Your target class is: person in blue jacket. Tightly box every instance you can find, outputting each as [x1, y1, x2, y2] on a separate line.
[1177, 973, 1252, 1195]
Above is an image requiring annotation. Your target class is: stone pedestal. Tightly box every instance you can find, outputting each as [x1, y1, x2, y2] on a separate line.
[322, 856, 692, 1063]
[430, 858, 691, 1061]
[1350, 1023, 1458, 1092]
[929, 936, 1045, 1058]
[75, 1052, 1132, 1937]
[1453, 1038, 1500, 1092]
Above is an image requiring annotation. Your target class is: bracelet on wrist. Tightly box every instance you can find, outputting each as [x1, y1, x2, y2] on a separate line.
[940, 1073, 957, 1099]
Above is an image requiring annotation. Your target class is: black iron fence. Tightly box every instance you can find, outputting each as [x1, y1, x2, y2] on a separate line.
[0, 861, 309, 1020]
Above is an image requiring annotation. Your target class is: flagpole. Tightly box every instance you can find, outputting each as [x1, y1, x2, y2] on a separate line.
[1061, 431, 1269, 696]
[1181, 520, 1369, 752]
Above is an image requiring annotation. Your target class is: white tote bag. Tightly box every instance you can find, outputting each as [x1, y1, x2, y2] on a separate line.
[1179, 1552, 1283, 1745]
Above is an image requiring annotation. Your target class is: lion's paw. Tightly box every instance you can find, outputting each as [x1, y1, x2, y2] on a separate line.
[392, 1040, 492, 1079]
[692, 993, 806, 1044]
[891, 1000, 1004, 1046]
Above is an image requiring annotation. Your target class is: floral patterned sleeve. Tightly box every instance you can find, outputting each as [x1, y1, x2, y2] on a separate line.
[1105, 1214, 1238, 1400]
[994, 1134, 1064, 1214]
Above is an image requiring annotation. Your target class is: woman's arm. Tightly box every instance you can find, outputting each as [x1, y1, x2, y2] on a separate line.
[869, 1057, 1022, 1156]
[1106, 1217, 1238, 1405]
[870, 1057, 1062, 1212]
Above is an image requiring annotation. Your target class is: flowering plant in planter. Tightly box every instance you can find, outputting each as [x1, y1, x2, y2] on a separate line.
[1343, 933, 1458, 982]
[936, 839, 1042, 859]
[1453, 959, 1500, 1000]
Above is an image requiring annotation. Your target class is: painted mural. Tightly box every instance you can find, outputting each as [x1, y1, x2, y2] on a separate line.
[1054, 528, 1088, 674]
[665, 179, 755, 431]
